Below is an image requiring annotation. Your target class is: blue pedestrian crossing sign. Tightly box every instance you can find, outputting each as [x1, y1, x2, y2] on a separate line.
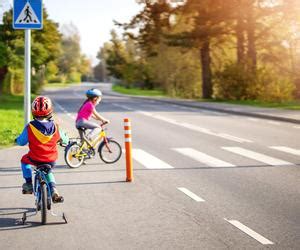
[13, 0, 43, 29]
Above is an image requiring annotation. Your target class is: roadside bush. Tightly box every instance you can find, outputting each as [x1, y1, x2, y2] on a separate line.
[149, 45, 202, 99]
[48, 74, 67, 83]
[256, 68, 295, 102]
[32, 69, 47, 94]
[67, 71, 81, 83]
[213, 63, 258, 100]
[2, 67, 24, 95]
[213, 64, 295, 102]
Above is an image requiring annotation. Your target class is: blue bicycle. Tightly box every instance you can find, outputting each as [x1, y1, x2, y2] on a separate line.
[21, 164, 67, 225]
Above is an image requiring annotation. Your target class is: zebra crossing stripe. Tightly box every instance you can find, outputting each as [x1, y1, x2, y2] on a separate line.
[173, 148, 235, 167]
[270, 146, 300, 156]
[222, 147, 293, 166]
[132, 149, 174, 169]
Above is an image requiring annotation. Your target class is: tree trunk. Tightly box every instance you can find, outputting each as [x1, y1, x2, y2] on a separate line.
[246, 5, 257, 72]
[236, 10, 246, 65]
[0, 66, 8, 95]
[200, 40, 212, 99]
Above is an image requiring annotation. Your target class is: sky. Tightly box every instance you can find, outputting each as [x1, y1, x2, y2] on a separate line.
[1, 0, 142, 65]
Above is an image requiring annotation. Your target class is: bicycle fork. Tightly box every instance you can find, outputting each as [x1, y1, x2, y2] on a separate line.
[103, 137, 113, 153]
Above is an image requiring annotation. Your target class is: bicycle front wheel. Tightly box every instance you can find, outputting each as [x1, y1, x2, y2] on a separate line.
[98, 139, 122, 164]
[65, 143, 84, 168]
[40, 182, 47, 225]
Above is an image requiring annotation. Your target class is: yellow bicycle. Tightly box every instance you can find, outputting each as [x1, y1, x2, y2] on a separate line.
[64, 123, 122, 168]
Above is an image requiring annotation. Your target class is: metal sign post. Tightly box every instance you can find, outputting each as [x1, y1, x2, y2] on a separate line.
[13, 0, 43, 124]
[24, 29, 31, 124]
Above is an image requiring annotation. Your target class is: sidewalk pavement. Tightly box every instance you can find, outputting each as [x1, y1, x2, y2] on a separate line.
[111, 92, 300, 124]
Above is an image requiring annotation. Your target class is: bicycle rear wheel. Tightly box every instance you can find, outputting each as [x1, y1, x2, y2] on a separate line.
[65, 143, 84, 168]
[40, 182, 47, 225]
[98, 139, 122, 164]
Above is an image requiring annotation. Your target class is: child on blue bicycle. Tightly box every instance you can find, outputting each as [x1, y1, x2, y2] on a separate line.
[15, 96, 68, 203]
[76, 88, 110, 141]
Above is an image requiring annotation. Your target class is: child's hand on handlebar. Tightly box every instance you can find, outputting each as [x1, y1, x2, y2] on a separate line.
[101, 119, 110, 126]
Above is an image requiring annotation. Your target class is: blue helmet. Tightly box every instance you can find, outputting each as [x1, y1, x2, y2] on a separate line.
[86, 88, 102, 98]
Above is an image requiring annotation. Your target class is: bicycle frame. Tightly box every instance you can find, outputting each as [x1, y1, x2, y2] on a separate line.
[75, 129, 107, 158]
[33, 167, 51, 210]
[21, 164, 67, 224]
[21, 165, 52, 224]
[64, 122, 121, 168]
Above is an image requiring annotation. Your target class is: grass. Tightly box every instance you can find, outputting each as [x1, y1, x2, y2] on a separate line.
[0, 94, 25, 148]
[112, 84, 300, 110]
[45, 82, 68, 87]
[112, 84, 166, 97]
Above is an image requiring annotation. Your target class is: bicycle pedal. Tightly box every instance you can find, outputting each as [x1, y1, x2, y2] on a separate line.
[52, 196, 64, 203]
[22, 190, 33, 194]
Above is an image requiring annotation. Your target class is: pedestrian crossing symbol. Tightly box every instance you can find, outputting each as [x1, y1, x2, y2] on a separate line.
[13, 0, 43, 29]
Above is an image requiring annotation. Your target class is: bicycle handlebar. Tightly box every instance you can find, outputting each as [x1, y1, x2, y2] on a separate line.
[100, 121, 109, 127]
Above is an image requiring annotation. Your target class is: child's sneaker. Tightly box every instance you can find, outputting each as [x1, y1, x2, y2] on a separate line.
[22, 183, 33, 194]
[52, 187, 64, 203]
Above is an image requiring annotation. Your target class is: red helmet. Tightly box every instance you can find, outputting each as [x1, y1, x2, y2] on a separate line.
[31, 96, 53, 118]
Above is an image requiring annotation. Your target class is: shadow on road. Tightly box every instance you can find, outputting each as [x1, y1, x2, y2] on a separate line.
[0, 207, 67, 230]
[0, 180, 126, 190]
[57, 180, 126, 187]
[0, 207, 37, 230]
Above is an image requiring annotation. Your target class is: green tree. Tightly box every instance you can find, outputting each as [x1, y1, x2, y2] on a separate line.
[58, 23, 88, 83]
[104, 30, 127, 81]
[0, 8, 62, 93]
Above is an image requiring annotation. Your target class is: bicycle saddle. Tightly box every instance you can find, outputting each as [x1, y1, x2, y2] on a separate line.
[36, 164, 52, 172]
[77, 127, 87, 131]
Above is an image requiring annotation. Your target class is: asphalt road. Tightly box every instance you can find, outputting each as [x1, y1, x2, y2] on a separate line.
[0, 83, 299, 249]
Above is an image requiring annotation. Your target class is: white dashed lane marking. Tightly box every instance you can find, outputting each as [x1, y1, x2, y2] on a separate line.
[177, 187, 205, 202]
[225, 219, 274, 245]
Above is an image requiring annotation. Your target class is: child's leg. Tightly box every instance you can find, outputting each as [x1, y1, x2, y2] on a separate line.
[21, 163, 32, 183]
[76, 119, 100, 140]
[45, 169, 56, 192]
[21, 162, 33, 193]
[46, 169, 64, 203]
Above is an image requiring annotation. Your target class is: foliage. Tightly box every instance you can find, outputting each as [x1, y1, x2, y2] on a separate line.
[112, 84, 165, 96]
[98, 0, 300, 102]
[256, 68, 295, 102]
[0, 8, 62, 94]
[148, 43, 201, 98]
[214, 63, 258, 100]
[46, 61, 59, 82]
[57, 23, 92, 83]
[2, 67, 24, 95]
[0, 9, 89, 94]
[214, 63, 295, 102]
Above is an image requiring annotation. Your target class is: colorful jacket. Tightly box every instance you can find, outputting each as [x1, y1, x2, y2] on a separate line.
[16, 119, 69, 164]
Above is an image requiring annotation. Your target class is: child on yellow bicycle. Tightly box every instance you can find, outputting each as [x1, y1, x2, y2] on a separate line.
[15, 96, 69, 203]
[75, 88, 110, 141]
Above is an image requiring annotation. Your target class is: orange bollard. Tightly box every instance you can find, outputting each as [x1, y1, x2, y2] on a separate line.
[124, 118, 133, 182]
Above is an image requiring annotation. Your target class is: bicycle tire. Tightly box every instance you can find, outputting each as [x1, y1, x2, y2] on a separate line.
[98, 139, 122, 164]
[41, 182, 47, 225]
[64, 143, 84, 168]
